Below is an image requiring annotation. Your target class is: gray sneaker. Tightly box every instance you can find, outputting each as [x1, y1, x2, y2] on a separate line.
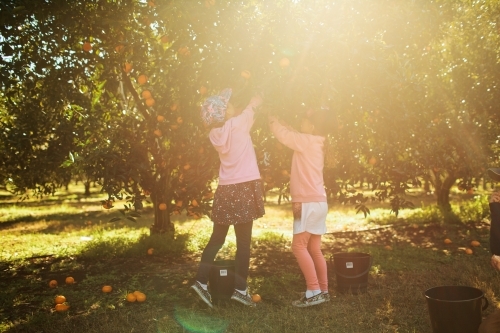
[322, 292, 331, 302]
[230, 290, 256, 307]
[190, 281, 213, 308]
[292, 292, 328, 307]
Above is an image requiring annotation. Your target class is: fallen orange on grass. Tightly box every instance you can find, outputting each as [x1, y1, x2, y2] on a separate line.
[55, 295, 66, 304]
[49, 280, 58, 288]
[465, 248, 473, 255]
[65, 277, 75, 284]
[444, 239, 452, 245]
[384, 245, 393, 250]
[102, 285, 113, 293]
[55, 303, 70, 312]
[126, 293, 137, 302]
[135, 292, 147, 302]
[251, 294, 261, 303]
[147, 248, 154, 255]
[470, 240, 480, 247]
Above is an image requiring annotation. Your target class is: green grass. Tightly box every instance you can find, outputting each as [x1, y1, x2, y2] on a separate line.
[1, 185, 499, 332]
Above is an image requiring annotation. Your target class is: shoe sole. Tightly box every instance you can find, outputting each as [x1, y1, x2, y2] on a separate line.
[231, 295, 256, 307]
[191, 285, 213, 308]
[292, 297, 327, 308]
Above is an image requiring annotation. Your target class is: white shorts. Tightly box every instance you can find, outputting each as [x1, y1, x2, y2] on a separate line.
[292, 202, 328, 235]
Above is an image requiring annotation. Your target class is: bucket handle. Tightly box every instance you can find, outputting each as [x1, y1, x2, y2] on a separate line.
[482, 296, 489, 311]
[329, 255, 373, 279]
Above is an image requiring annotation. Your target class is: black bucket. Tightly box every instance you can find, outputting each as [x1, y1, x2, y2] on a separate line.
[424, 285, 488, 333]
[330, 252, 372, 294]
[208, 260, 235, 302]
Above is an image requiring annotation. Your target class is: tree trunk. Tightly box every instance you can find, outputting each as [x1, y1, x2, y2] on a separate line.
[150, 173, 175, 236]
[84, 180, 91, 196]
[430, 169, 456, 213]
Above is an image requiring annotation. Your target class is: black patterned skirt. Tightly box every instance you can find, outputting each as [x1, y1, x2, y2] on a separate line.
[211, 179, 265, 225]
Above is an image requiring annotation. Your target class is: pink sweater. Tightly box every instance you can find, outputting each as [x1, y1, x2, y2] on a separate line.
[209, 97, 261, 185]
[269, 121, 327, 203]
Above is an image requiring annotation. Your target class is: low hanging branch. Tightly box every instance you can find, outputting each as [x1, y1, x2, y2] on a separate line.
[120, 69, 151, 121]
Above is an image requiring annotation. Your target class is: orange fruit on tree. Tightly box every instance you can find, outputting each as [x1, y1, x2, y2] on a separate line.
[102, 285, 112, 293]
[135, 292, 147, 302]
[465, 248, 473, 255]
[198, 147, 205, 154]
[83, 41, 92, 52]
[126, 293, 137, 302]
[368, 157, 377, 165]
[123, 62, 133, 73]
[55, 303, 70, 312]
[444, 239, 452, 244]
[160, 35, 169, 43]
[279, 57, 290, 68]
[137, 74, 148, 85]
[191, 199, 199, 207]
[170, 103, 178, 111]
[49, 280, 58, 288]
[470, 240, 480, 247]
[177, 116, 183, 124]
[175, 200, 183, 207]
[65, 277, 75, 284]
[251, 294, 261, 303]
[147, 248, 154, 255]
[199, 86, 208, 95]
[148, 1, 155, 7]
[183, 164, 191, 170]
[145, 98, 155, 107]
[158, 203, 167, 211]
[102, 201, 113, 209]
[154, 129, 162, 137]
[55, 295, 66, 304]
[170, 124, 179, 130]
[115, 44, 124, 53]
[241, 70, 251, 79]
[157, 115, 165, 122]
[141, 90, 152, 99]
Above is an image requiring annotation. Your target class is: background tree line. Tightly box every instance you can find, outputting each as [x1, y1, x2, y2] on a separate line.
[0, 0, 499, 232]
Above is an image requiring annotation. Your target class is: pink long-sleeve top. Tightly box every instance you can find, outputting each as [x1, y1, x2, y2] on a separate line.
[269, 121, 327, 203]
[209, 97, 261, 185]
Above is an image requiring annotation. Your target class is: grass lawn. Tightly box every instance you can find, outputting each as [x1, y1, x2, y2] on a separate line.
[0, 184, 499, 332]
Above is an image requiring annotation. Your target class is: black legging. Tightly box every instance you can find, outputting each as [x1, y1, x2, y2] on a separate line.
[195, 221, 253, 291]
[490, 202, 500, 255]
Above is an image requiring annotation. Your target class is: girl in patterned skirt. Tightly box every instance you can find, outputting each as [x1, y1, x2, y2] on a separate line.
[191, 87, 265, 308]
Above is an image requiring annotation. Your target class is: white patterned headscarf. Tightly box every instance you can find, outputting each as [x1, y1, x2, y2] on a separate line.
[200, 88, 232, 127]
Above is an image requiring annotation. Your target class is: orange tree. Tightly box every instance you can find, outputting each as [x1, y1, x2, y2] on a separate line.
[1, 0, 500, 229]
